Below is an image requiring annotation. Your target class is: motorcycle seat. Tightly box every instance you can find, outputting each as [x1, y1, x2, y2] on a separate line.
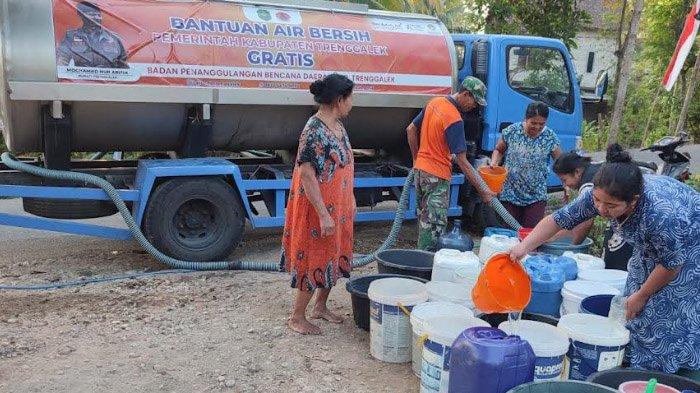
[634, 160, 658, 172]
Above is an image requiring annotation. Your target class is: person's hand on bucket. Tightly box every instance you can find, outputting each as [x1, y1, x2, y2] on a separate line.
[508, 243, 529, 262]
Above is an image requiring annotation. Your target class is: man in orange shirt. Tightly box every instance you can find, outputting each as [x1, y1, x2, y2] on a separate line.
[406, 77, 494, 250]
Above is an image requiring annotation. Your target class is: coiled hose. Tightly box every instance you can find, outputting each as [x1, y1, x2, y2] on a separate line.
[0, 153, 520, 285]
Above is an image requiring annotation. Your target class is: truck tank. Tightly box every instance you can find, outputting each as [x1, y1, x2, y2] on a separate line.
[0, 0, 457, 154]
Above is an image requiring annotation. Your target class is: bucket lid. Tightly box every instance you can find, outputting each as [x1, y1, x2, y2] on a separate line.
[424, 315, 490, 346]
[426, 281, 472, 302]
[557, 313, 630, 347]
[578, 269, 628, 285]
[410, 302, 473, 333]
[563, 251, 606, 271]
[368, 277, 428, 306]
[562, 280, 620, 300]
[498, 320, 570, 357]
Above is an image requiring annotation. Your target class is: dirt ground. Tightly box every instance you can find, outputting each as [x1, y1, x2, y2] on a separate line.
[0, 212, 436, 393]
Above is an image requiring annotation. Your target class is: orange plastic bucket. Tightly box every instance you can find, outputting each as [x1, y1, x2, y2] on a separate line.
[471, 253, 531, 314]
[478, 166, 508, 193]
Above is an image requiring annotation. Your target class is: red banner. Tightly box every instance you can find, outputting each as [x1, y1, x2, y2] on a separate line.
[52, 0, 453, 94]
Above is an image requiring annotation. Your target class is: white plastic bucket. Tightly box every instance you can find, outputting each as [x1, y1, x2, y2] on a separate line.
[562, 251, 605, 272]
[560, 280, 620, 316]
[409, 302, 473, 377]
[557, 313, 630, 381]
[499, 320, 571, 380]
[577, 269, 628, 293]
[420, 315, 490, 393]
[478, 235, 520, 263]
[426, 281, 474, 309]
[432, 249, 480, 282]
[368, 277, 428, 363]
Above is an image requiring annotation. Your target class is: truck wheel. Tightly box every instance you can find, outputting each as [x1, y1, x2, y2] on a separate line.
[142, 177, 245, 261]
[23, 198, 118, 219]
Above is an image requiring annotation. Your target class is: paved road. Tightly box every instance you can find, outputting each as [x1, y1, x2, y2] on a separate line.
[589, 143, 699, 174]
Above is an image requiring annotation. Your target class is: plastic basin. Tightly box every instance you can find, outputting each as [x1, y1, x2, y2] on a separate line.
[587, 368, 700, 392]
[375, 249, 434, 280]
[345, 273, 427, 331]
[538, 237, 594, 256]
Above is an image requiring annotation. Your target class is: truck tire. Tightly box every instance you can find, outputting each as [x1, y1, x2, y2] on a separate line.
[23, 198, 118, 219]
[142, 177, 245, 261]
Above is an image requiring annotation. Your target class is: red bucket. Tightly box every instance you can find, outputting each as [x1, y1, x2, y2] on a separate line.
[517, 227, 533, 241]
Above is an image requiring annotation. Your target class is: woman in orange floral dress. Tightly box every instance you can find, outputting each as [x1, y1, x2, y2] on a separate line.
[280, 74, 356, 335]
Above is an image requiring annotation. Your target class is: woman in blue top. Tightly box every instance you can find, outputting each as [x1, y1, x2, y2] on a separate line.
[491, 102, 562, 228]
[509, 144, 700, 376]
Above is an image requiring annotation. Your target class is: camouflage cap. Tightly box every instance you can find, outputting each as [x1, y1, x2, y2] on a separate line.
[460, 76, 487, 106]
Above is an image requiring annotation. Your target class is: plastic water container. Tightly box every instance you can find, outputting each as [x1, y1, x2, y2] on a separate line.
[449, 327, 536, 393]
[557, 313, 630, 381]
[368, 277, 428, 363]
[527, 254, 578, 281]
[484, 227, 518, 238]
[499, 320, 571, 380]
[560, 281, 620, 316]
[563, 251, 606, 272]
[410, 302, 473, 377]
[577, 269, 629, 293]
[523, 259, 566, 317]
[426, 281, 474, 309]
[432, 249, 481, 282]
[479, 235, 520, 263]
[420, 315, 489, 392]
[436, 219, 474, 251]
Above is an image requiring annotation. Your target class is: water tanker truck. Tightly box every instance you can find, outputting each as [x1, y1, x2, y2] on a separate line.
[0, 0, 590, 261]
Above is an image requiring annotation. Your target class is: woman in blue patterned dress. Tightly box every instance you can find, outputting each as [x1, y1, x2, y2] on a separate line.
[509, 144, 700, 376]
[491, 101, 562, 228]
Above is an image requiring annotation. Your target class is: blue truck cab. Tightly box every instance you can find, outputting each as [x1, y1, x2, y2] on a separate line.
[453, 34, 583, 182]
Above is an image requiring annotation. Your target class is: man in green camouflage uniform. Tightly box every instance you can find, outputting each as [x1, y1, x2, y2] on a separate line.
[407, 77, 493, 251]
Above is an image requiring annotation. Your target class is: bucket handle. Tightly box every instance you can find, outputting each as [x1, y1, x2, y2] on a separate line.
[396, 302, 412, 317]
[418, 333, 429, 347]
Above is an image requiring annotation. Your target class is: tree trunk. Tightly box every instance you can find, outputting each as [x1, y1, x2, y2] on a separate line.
[641, 85, 663, 147]
[675, 51, 700, 135]
[613, 0, 629, 88]
[607, 0, 644, 145]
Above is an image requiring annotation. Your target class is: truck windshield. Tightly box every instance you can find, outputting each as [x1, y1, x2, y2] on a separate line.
[507, 46, 573, 113]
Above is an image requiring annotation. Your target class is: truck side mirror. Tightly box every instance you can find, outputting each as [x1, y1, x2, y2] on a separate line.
[595, 71, 609, 102]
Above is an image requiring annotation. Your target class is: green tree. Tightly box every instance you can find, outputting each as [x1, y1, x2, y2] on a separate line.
[465, 0, 591, 49]
[346, 0, 474, 32]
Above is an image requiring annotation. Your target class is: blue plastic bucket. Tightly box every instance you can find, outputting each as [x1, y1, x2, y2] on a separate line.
[523, 258, 566, 317]
[580, 295, 614, 317]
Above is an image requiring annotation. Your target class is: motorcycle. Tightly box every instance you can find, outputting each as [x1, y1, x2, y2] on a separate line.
[639, 131, 692, 181]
